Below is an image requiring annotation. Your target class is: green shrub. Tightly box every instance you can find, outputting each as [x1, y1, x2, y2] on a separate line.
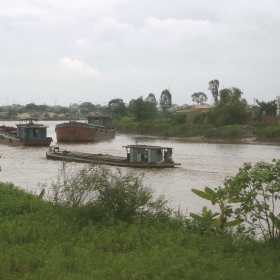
[204, 125, 244, 139]
[257, 126, 280, 138]
[248, 121, 266, 129]
[47, 164, 169, 223]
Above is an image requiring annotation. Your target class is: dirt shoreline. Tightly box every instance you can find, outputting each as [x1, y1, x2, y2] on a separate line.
[179, 135, 280, 146]
[120, 132, 280, 146]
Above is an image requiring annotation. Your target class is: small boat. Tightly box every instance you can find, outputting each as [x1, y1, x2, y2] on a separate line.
[0, 118, 53, 147]
[55, 112, 116, 142]
[46, 144, 181, 168]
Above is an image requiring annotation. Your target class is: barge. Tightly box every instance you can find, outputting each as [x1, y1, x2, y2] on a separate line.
[0, 118, 53, 147]
[55, 112, 116, 142]
[46, 144, 181, 168]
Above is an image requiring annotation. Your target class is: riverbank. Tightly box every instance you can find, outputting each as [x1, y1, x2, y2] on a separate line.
[174, 135, 280, 146]
[114, 120, 280, 146]
[1, 181, 280, 279]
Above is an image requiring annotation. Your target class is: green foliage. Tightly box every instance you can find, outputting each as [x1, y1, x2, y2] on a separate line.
[0, 182, 50, 218]
[223, 159, 280, 239]
[248, 121, 266, 129]
[159, 89, 172, 111]
[48, 163, 168, 223]
[191, 92, 208, 105]
[193, 112, 207, 125]
[256, 99, 277, 116]
[190, 187, 242, 233]
[80, 102, 95, 112]
[8, 108, 18, 118]
[129, 97, 157, 121]
[170, 114, 186, 125]
[145, 93, 158, 106]
[257, 125, 280, 138]
[55, 107, 69, 114]
[107, 98, 127, 118]
[204, 87, 248, 126]
[208, 79, 219, 103]
[192, 159, 280, 239]
[1, 178, 280, 278]
[203, 125, 245, 139]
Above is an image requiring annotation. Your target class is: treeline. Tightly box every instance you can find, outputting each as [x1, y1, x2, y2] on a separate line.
[2, 79, 278, 125]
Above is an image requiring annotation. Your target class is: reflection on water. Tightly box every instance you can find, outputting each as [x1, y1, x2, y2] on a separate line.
[0, 120, 280, 214]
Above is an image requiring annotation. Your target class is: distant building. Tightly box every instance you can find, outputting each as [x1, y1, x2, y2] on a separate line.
[175, 104, 212, 124]
[69, 103, 79, 109]
[190, 104, 212, 113]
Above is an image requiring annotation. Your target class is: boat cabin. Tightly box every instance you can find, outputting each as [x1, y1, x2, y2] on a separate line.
[16, 118, 49, 140]
[87, 113, 113, 129]
[123, 145, 173, 164]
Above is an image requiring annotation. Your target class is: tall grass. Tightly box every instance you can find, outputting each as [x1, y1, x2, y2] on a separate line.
[114, 119, 249, 139]
[1, 167, 280, 279]
[257, 125, 280, 138]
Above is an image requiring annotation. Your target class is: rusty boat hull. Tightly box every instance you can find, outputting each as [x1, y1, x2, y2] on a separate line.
[55, 122, 116, 142]
[0, 124, 52, 147]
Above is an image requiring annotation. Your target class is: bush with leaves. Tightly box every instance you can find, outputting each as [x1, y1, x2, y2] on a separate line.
[223, 159, 280, 238]
[191, 159, 280, 239]
[190, 187, 242, 235]
[47, 162, 169, 223]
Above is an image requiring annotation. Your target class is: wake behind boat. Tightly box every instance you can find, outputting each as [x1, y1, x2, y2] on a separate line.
[0, 118, 53, 147]
[46, 144, 181, 168]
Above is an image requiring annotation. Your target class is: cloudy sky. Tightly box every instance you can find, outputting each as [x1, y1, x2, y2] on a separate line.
[1, 0, 280, 107]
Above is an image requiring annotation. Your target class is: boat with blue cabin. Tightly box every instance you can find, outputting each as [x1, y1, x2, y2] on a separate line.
[46, 144, 181, 168]
[0, 118, 53, 146]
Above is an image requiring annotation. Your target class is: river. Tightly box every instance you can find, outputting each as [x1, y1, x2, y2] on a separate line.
[0, 120, 279, 214]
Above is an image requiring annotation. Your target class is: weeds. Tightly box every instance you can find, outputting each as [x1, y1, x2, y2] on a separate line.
[1, 160, 280, 279]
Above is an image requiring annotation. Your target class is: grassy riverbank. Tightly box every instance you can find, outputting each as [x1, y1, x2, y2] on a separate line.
[1, 178, 280, 279]
[113, 118, 280, 143]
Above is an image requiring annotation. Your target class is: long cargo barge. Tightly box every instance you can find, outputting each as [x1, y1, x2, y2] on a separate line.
[46, 145, 181, 168]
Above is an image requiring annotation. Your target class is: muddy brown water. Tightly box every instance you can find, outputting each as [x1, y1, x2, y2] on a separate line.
[1, 120, 279, 214]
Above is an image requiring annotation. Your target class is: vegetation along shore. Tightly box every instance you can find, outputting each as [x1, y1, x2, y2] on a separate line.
[1, 159, 280, 279]
[2, 80, 279, 145]
[1, 80, 280, 278]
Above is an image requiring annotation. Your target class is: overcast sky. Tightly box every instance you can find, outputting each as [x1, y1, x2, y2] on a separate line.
[1, 0, 279, 107]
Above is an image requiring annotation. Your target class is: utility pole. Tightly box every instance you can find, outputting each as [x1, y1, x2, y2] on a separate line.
[276, 96, 280, 118]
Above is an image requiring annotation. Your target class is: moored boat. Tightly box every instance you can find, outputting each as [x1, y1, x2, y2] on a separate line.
[55, 112, 116, 142]
[46, 144, 181, 168]
[0, 118, 53, 147]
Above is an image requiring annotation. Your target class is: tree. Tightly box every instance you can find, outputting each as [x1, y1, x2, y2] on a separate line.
[145, 93, 158, 106]
[25, 103, 39, 112]
[208, 79, 219, 104]
[255, 99, 277, 116]
[204, 87, 248, 126]
[80, 102, 95, 113]
[129, 97, 157, 121]
[191, 92, 208, 105]
[221, 159, 280, 239]
[8, 108, 18, 119]
[107, 98, 127, 118]
[159, 89, 172, 111]
[191, 159, 280, 239]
